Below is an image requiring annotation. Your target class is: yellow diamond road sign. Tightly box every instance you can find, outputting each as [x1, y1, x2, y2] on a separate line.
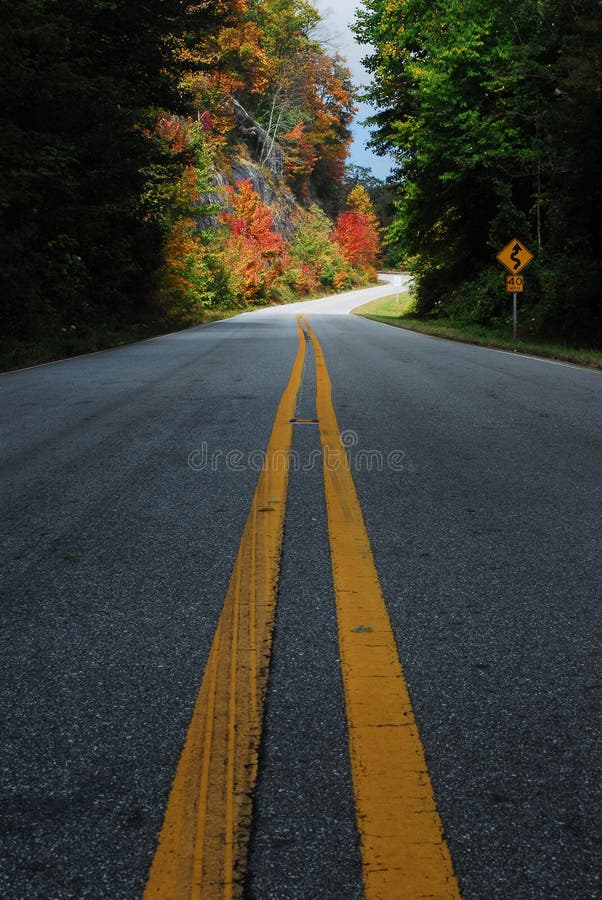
[497, 238, 534, 275]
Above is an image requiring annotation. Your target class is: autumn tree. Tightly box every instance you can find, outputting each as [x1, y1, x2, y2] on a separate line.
[245, 0, 320, 164]
[305, 51, 356, 208]
[282, 122, 318, 202]
[341, 165, 396, 233]
[0, 0, 238, 342]
[289, 205, 356, 291]
[149, 118, 231, 314]
[176, 1, 274, 143]
[333, 185, 381, 275]
[240, 2, 356, 206]
[0, 0, 363, 350]
[221, 179, 288, 302]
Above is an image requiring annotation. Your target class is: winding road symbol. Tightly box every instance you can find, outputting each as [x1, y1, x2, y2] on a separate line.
[510, 243, 522, 270]
[497, 238, 534, 274]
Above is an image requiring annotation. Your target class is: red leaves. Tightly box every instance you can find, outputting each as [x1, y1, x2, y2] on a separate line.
[156, 114, 189, 153]
[199, 111, 214, 134]
[333, 186, 382, 272]
[221, 179, 288, 301]
[222, 179, 283, 249]
[333, 210, 380, 268]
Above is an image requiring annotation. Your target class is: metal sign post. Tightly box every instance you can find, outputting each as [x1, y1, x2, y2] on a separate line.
[505, 274, 524, 340]
[513, 292, 518, 340]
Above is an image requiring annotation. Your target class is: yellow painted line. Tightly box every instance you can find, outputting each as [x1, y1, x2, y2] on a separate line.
[303, 315, 461, 899]
[144, 317, 306, 899]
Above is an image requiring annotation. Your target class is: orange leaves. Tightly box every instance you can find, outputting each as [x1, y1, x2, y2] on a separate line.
[282, 122, 318, 201]
[222, 179, 283, 250]
[334, 210, 381, 270]
[283, 122, 318, 170]
[304, 51, 355, 178]
[163, 219, 198, 291]
[221, 179, 288, 301]
[278, 50, 355, 197]
[162, 218, 215, 312]
[333, 187, 382, 271]
[176, 11, 272, 123]
[283, 122, 304, 144]
[215, 22, 274, 94]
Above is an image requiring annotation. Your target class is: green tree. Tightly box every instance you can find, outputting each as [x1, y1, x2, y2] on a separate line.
[356, 0, 536, 312]
[0, 0, 238, 342]
[354, 0, 602, 341]
[535, 0, 602, 338]
[289, 205, 355, 289]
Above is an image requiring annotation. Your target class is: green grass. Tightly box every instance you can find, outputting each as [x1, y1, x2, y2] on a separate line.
[1, 277, 383, 374]
[352, 292, 602, 370]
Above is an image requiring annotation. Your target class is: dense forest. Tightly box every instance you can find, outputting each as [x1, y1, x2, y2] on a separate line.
[0, 0, 381, 360]
[2, 1, 600, 360]
[355, 0, 602, 344]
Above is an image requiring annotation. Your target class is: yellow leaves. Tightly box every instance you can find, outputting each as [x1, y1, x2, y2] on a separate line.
[216, 22, 272, 94]
[162, 218, 207, 307]
[407, 61, 428, 81]
[176, 14, 274, 107]
[346, 184, 378, 220]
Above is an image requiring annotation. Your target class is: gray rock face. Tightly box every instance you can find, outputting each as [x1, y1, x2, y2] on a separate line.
[229, 160, 298, 237]
[196, 100, 301, 238]
[232, 99, 284, 179]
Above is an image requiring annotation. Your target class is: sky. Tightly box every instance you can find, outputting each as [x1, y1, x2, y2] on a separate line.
[311, 0, 393, 180]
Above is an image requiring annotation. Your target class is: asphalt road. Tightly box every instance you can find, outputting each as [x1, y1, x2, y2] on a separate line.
[1, 278, 600, 899]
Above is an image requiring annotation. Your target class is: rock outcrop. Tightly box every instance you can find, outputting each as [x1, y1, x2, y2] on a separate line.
[231, 99, 284, 180]
[197, 101, 301, 238]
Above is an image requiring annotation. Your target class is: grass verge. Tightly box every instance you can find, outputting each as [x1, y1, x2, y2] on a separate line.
[352, 292, 602, 370]
[1, 278, 384, 374]
[0, 308, 248, 374]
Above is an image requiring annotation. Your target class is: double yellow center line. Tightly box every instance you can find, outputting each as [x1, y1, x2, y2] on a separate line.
[145, 316, 460, 899]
